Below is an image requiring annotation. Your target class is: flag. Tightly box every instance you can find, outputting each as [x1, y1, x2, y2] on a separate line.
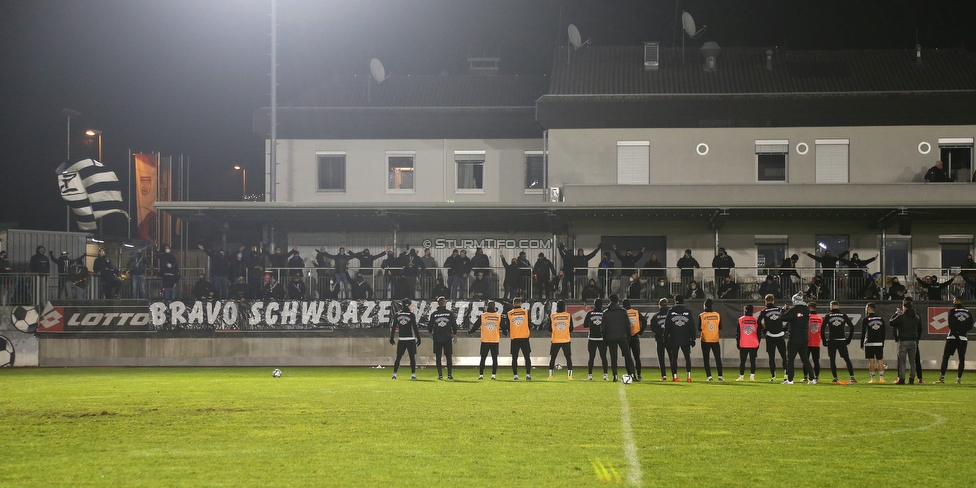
[133, 153, 158, 241]
[56, 159, 129, 231]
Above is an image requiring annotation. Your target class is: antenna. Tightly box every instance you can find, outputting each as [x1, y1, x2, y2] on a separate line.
[566, 24, 591, 65]
[681, 11, 706, 64]
[370, 58, 387, 83]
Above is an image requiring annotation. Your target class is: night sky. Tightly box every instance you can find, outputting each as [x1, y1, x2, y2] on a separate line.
[2, 0, 975, 237]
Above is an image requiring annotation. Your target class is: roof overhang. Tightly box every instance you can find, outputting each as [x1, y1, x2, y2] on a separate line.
[536, 91, 976, 129]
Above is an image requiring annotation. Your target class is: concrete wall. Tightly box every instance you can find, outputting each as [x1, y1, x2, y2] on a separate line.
[37, 336, 968, 374]
[273, 138, 544, 204]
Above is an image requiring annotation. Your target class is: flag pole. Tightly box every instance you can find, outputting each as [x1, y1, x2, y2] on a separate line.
[128, 149, 132, 239]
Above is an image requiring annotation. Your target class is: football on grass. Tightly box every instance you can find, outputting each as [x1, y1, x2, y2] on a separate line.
[272, 368, 282, 378]
[621, 374, 633, 384]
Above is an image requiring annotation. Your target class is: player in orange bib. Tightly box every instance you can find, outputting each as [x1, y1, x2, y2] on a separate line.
[469, 300, 502, 380]
[502, 297, 532, 381]
[547, 300, 574, 380]
[700, 299, 724, 381]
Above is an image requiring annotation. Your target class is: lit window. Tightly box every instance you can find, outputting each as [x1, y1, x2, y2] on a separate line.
[456, 151, 485, 192]
[387, 153, 415, 192]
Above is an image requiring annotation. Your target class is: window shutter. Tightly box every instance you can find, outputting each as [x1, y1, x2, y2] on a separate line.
[617, 142, 649, 185]
[815, 140, 849, 183]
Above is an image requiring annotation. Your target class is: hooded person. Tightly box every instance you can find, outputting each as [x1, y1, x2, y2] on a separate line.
[128, 250, 149, 299]
[665, 294, 697, 381]
[783, 292, 814, 384]
[603, 293, 637, 382]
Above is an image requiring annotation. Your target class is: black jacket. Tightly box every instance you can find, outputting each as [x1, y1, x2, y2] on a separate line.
[890, 309, 922, 342]
[783, 304, 811, 346]
[427, 307, 458, 342]
[602, 303, 631, 341]
[665, 304, 697, 347]
[584, 310, 604, 340]
[823, 311, 855, 344]
[947, 305, 975, 340]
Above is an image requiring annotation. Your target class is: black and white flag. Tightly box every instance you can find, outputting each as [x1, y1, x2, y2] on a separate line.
[56, 159, 129, 231]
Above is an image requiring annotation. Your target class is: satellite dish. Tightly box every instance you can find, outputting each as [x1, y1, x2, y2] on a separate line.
[681, 11, 705, 38]
[370, 58, 386, 83]
[568, 24, 582, 50]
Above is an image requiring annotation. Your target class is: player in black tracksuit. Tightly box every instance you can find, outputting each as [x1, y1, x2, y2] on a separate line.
[603, 294, 637, 382]
[823, 301, 856, 383]
[939, 296, 974, 383]
[650, 298, 670, 381]
[390, 299, 421, 380]
[859, 303, 887, 383]
[784, 296, 814, 384]
[665, 295, 697, 382]
[426, 297, 458, 380]
[757, 294, 788, 381]
[584, 298, 608, 381]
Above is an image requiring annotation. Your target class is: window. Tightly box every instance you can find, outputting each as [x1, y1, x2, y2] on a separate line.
[617, 141, 649, 185]
[387, 152, 414, 192]
[755, 235, 788, 275]
[939, 138, 974, 183]
[883, 238, 911, 276]
[456, 151, 484, 192]
[316, 152, 345, 192]
[815, 139, 849, 183]
[940, 235, 972, 272]
[524, 151, 544, 193]
[756, 140, 788, 182]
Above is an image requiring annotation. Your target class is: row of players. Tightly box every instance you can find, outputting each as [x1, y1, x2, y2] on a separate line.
[388, 292, 973, 385]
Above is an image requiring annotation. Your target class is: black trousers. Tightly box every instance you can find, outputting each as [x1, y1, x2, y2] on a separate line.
[940, 339, 969, 379]
[668, 344, 693, 376]
[479, 342, 499, 375]
[511, 338, 531, 375]
[786, 343, 812, 381]
[433, 341, 453, 377]
[828, 342, 855, 379]
[702, 341, 723, 377]
[587, 340, 608, 374]
[766, 336, 787, 376]
[393, 339, 417, 373]
[549, 343, 573, 371]
[608, 338, 636, 378]
[739, 348, 758, 375]
[629, 336, 642, 377]
[656, 340, 668, 378]
[914, 346, 924, 380]
[804, 346, 821, 379]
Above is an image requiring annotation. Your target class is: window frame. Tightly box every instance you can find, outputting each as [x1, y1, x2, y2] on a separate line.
[755, 139, 788, 183]
[814, 139, 850, 184]
[455, 150, 486, 194]
[386, 151, 416, 194]
[524, 151, 545, 194]
[315, 151, 346, 193]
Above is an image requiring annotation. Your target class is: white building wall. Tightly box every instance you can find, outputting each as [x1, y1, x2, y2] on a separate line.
[271, 138, 544, 204]
[546, 125, 976, 186]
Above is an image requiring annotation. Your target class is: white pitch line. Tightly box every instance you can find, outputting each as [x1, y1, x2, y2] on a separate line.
[618, 384, 641, 487]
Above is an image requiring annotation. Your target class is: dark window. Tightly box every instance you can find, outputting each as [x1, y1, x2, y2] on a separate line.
[317, 155, 345, 191]
[758, 154, 787, 181]
[525, 154, 544, 190]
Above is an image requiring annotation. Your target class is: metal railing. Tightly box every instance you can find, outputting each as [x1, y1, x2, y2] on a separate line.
[4, 265, 972, 306]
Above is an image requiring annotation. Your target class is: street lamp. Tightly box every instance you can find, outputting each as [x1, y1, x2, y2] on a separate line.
[234, 165, 246, 200]
[85, 129, 103, 162]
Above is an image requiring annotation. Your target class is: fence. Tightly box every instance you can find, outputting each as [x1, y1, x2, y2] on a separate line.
[3, 265, 968, 306]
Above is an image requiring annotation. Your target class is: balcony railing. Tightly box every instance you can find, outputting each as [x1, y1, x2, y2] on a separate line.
[2, 265, 969, 306]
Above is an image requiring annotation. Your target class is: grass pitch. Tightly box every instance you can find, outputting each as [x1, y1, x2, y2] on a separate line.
[1, 366, 973, 487]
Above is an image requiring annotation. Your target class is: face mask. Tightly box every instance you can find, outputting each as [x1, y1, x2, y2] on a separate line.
[237, 254, 243, 259]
